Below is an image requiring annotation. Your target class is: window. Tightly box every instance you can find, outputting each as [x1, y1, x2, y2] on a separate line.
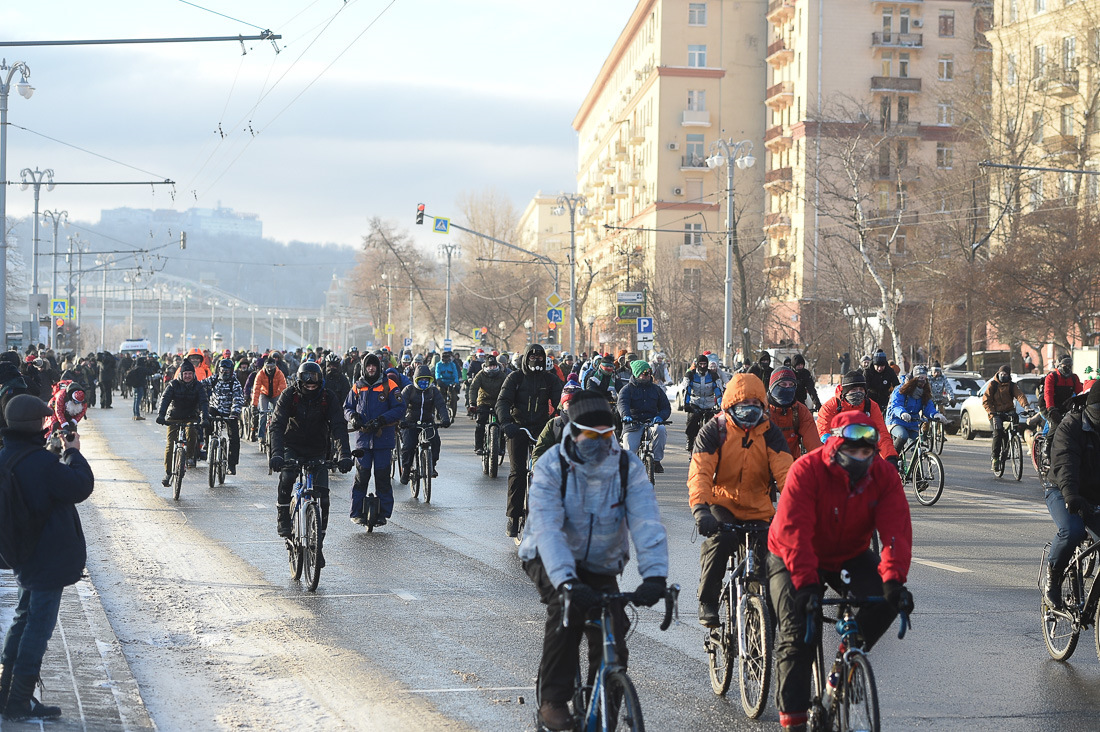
[1059, 171, 1075, 199]
[1010, 0, 1019, 22]
[896, 140, 909, 168]
[1033, 45, 1046, 78]
[1035, 0, 1046, 12]
[878, 146, 891, 178]
[882, 9, 892, 33]
[688, 45, 707, 67]
[1091, 29, 1100, 64]
[899, 9, 910, 34]
[684, 223, 703, 246]
[1061, 104, 1074, 136]
[1007, 116, 1017, 138]
[937, 101, 954, 125]
[686, 133, 705, 162]
[880, 96, 892, 128]
[939, 10, 955, 37]
[687, 89, 706, 111]
[878, 190, 890, 212]
[1007, 54, 1017, 86]
[1064, 36, 1076, 70]
[936, 142, 953, 169]
[896, 183, 909, 210]
[938, 55, 955, 81]
[688, 2, 707, 26]
[894, 234, 907, 255]
[683, 268, 702, 292]
[899, 52, 910, 78]
[1029, 176, 1044, 208]
[1032, 111, 1044, 143]
[898, 96, 910, 123]
[881, 52, 893, 77]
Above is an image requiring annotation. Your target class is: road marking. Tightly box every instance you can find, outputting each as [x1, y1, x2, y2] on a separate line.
[392, 590, 416, 601]
[406, 686, 535, 694]
[253, 503, 267, 509]
[913, 558, 972, 573]
[292, 593, 402, 599]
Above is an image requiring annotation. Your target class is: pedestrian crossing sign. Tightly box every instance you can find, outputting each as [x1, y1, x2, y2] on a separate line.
[51, 299, 67, 316]
[433, 217, 450, 234]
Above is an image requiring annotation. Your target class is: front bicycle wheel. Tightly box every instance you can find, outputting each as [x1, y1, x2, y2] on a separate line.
[410, 452, 421, 499]
[840, 653, 880, 732]
[1010, 434, 1023, 481]
[218, 438, 228, 484]
[644, 453, 655, 485]
[173, 446, 186, 501]
[933, 421, 945, 455]
[603, 670, 645, 732]
[739, 591, 773, 719]
[288, 506, 303, 580]
[422, 447, 433, 503]
[707, 585, 734, 696]
[488, 425, 500, 479]
[913, 452, 945, 506]
[303, 502, 322, 592]
[207, 440, 218, 488]
[993, 437, 1006, 478]
[1043, 564, 1080, 661]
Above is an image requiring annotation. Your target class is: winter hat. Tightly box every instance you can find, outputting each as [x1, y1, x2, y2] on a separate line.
[998, 364, 1011, 375]
[759, 351, 771, 363]
[566, 390, 614, 428]
[180, 360, 196, 374]
[4, 394, 51, 433]
[565, 373, 581, 389]
[0, 351, 19, 366]
[840, 370, 866, 393]
[911, 364, 928, 378]
[1087, 381, 1100, 406]
[792, 354, 806, 367]
[769, 367, 797, 388]
[630, 360, 651, 378]
[485, 355, 498, 366]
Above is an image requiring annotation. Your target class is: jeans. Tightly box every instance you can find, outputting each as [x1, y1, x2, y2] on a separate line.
[890, 425, 918, 455]
[1045, 488, 1100, 573]
[623, 423, 666, 461]
[352, 448, 394, 519]
[2, 586, 64, 678]
[132, 384, 145, 417]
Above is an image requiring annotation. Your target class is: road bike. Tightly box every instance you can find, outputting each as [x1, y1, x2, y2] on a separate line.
[989, 411, 1023, 481]
[896, 421, 945, 506]
[537, 584, 680, 732]
[630, 419, 672, 485]
[284, 457, 333, 592]
[206, 416, 231, 488]
[1038, 504, 1100, 661]
[804, 577, 910, 732]
[704, 522, 773, 718]
[482, 410, 505, 478]
[165, 419, 200, 501]
[408, 422, 437, 503]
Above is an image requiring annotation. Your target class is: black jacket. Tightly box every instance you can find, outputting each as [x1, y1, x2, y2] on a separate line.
[158, 377, 210, 422]
[1052, 410, 1100, 505]
[270, 385, 351, 460]
[325, 368, 352, 407]
[794, 368, 820, 409]
[863, 366, 900, 410]
[495, 344, 563, 430]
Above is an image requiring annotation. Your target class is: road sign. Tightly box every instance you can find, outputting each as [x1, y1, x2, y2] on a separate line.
[547, 308, 563, 323]
[433, 217, 450, 234]
[616, 304, 642, 323]
[384, 323, 395, 334]
[50, 299, 67, 316]
[636, 317, 653, 334]
[403, 337, 413, 349]
[443, 339, 453, 351]
[637, 334, 655, 349]
[546, 292, 562, 308]
[617, 291, 643, 304]
[365, 340, 374, 348]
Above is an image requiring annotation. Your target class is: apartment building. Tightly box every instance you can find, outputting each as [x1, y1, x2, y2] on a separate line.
[516, 193, 571, 263]
[571, 0, 767, 351]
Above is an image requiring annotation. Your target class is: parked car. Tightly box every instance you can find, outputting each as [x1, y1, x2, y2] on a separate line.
[939, 372, 985, 431]
[957, 375, 1042, 439]
[946, 350, 1012, 379]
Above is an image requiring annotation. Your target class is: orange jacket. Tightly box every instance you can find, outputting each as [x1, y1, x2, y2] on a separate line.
[251, 367, 287, 406]
[173, 349, 211, 382]
[769, 401, 822, 456]
[688, 374, 793, 522]
[816, 385, 897, 460]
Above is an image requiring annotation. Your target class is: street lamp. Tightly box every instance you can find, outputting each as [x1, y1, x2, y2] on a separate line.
[122, 270, 142, 339]
[436, 244, 461, 345]
[207, 298, 217, 350]
[248, 305, 257, 350]
[380, 273, 394, 349]
[180, 288, 191, 350]
[267, 309, 276, 350]
[524, 318, 534, 346]
[587, 314, 597, 355]
[42, 209, 67, 348]
[0, 60, 34, 341]
[551, 193, 588, 356]
[94, 254, 114, 350]
[21, 167, 54, 333]
[706, 138, 755, 367]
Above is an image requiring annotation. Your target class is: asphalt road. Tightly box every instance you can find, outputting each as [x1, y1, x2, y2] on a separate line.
[77, 406, 1100, 731]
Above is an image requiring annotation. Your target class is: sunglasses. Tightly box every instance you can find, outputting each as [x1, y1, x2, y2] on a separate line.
[831, 423, 879, 444]
[639, 370, 653, 377]
[572, 423, 615, 440]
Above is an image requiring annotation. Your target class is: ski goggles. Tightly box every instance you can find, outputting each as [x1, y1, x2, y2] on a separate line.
[570, 423, 616, 440]
[830, 423, 878, 446]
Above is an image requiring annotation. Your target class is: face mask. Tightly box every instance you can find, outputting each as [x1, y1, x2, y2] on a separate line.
[575, 436, 612, 464]
[843, 390, 866, 407]
[836, 450, 873, 482]
[1061, 366, 1072, 375]
[1087, 404, 1100, 426]
[220, 370, 233, 381]
[730, 404, 764, 430]
[770, 386, 796, 407]
[486, 366, 500, 375]
[528, 359, 545, 372]
[417, 379, 432, 389]
[997, 373, 1010, 383]
[265, 366, 275, 375]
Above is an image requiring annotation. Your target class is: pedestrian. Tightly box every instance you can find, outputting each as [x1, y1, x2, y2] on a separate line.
[0, 394, 94, 721]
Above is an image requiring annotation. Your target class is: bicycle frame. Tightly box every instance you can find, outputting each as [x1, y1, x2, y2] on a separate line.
[1043, 533, 1100, 629]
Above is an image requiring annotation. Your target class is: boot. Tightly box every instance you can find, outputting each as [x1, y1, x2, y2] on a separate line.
[277, 506, 292, 538]
[317, 531, 326, 569]
[537, 700, 574, 731]
[698, 601, 720, 627]
[1044, 563, 1064, 609]
[135, 414, 145, 421]
[3, 675, 61, 720]
[0, 663, 12, 712]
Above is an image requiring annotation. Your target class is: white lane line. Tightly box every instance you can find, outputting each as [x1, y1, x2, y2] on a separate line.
[292, 593, 402, 599]
[392, 589, 416, 601]
[252, 503, 267, 509]
[913, 558, 972, 573]
[407, 686, 535, 694]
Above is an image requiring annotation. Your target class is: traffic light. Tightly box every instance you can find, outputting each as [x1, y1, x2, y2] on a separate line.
[56, 323, 68, 349]
[547, 323, 557, 345]
[416, 203, 426, 225]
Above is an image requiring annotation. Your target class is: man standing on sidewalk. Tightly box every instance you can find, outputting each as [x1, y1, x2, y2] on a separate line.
[0, 394, 94, 721]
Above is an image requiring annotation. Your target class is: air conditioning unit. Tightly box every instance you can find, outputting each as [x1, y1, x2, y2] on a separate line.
[911, 18, 923, 28]
[667, 141, 680, 151]
[673, 186, 684, 196]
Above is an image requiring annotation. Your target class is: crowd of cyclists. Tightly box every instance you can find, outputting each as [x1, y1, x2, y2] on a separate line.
[9, 337, 1100, 731]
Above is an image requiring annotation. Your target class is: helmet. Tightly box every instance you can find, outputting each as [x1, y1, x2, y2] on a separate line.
[297, 361, 323, 387]
[325, 353, 340, 365]
[401, 352, 413, 364]
[413, 354, 425, 364]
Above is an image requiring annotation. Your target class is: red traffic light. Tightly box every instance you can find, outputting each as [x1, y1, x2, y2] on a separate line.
[55, 318, 65, 328]
[416, 203, 426, 225]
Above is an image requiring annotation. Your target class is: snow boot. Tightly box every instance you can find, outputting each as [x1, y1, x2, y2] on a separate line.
[3, 675, 61, 720]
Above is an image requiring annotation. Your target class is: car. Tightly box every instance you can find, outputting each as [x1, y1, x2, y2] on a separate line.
[946, 350, 1012, 379]
[939, 372, 985, 431]
[957, 375, 1042, 439]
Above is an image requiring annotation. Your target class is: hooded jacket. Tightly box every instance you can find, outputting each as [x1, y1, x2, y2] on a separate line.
[269, 380, 351, 460]
[469, 365, 506, 408]
[816, 384, 897, 460]
[863, 364, 900, 410]
[617, 374, 672, 426]
[401, 365, 449, 426]
[886, 385, 939, 430]
[687, 374, 793, 522]
[768, 410, 912, 591]
[206, 372, 245, 417]
[251, 366, 288, 406]
[345, 355, 405, 451]
[495, 344, 563, 430]
[174, 349, 212, 382]
[158, 373, 210, 422]
[769, 400, 822, 457]
[982, 378, 1028, 417]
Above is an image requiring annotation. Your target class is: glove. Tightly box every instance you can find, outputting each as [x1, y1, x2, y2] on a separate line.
[695, 511, 720, 537]
[363, 419, 380, 434]
[684, 403, 698, 414]
[934, 413, 947, 423]
[348, 415, 362, 431]
[623, 416, 634, 425]
[155, 415, 167, 425]
[561, 580, 601, 618]
[503, 423, 520, 439]
[900, 412, 912, 422]
[795, 583, 822, 639]
[883, 580, 915, 615]
[886, 455, 900, 468]
[441, 421, 451, 429]
[1066, 494, 1090, 517]
[633, 577, 666, 608]
[338, 457, 354, 474]
[1049, 408, 1064, 424]
[269, 454, 285, 472]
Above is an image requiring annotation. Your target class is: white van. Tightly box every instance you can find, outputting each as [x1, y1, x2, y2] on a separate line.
[118, 338, 151, 356]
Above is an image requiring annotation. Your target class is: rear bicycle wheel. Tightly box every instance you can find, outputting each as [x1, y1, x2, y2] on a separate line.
[992, 434, 1005, 478]
[913, 452, 945, 506]
[739, 591, 772, 719]
[707, 584, 734, 696]
[603, 670, 645, 732]
[422, 447, 433, 503]
[289, 504, 303, 580]
[839, 654, 880, 732]
[1010, 434, 1023, 481]
[488, 425, 500, 479]
[303, 502, 322, 592]
[173, 446, 186, 501]
[207, 440, 218, 488]
[933, 421, 945, 455]
[1043, 564, 1080, 661]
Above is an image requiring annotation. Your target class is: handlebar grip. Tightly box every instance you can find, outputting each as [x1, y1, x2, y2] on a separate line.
[897, 611, 910, 639]
[803, 595, 822, 645]
[660, 584, 680, 631]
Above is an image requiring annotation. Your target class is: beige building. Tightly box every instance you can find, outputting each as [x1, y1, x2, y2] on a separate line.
[571, 0, 767, 356]
[516, 192, 571, 264]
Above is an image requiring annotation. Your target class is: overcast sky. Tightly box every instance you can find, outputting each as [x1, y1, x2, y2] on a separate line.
[0, 0, 636, 248]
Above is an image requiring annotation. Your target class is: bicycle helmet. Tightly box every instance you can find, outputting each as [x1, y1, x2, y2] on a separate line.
[401, 352, 413, 364]
[297, 361, 323, 390]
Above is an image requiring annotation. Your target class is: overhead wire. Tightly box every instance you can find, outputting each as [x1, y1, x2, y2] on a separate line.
[175, 0, 270, 31]
[8, 124, 172, 180]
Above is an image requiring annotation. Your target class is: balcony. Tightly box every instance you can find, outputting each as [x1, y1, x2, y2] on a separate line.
[765, 124, 793, 150]
[1040, 67, 1079, 97]
[764, 166, 793, 190]
[764, 212, 792, 232]
[870, 76, 922, 93]
[1044, 134, 1078, 157]
[613, 142, 628, 160]
[766, 0, 795, 25]
[681, 109, 711, 127]
[871, 32, 923, 49]
[612, 184, 629, 199]
[766, 39, 794, 67]
[629, 125, 647, 144]
[681, 154, 709, 169]
[600, 158, 615, 173]
[882, 120, 921, 137]
[628, 169, 642, 186]
[866, 209, 919, 228]
[765, 80, 795, 109]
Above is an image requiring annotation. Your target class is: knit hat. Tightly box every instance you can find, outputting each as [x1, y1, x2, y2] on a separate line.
[4, 394, 51, 433]
[759, 351, 771, 363]
[1087, 381, 1100, 406]
[792, 354, 806, 367]
[769, 367, 797, 388]
[0, 351, 19, 366]
[998, 364, 1011, 375]
[911, 364, 928, 378]
[564, 373, 581, 390]
[180, 360, 196, 374]
[630, 360, 651, 378]
[840, 370, 866, 392]
[485, 354, 498, 366]
[566, 390, 614, 428]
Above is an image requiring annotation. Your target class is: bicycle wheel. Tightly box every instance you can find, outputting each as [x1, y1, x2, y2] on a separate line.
[488, 425, 500, 479]
[364, 494, 380, 532]
[738, 592, 772, 719]
[422, 447, 433, 504]
[603, 670, 644, 732]
[410, 450, 421, 499]
[1043, 564, 1080, 661]
[913, 452, 945, 506]
[840, 653, 880, 732]
[173, 446, 185, 501]
[707, 584, 734, 696]
[288, 505, 303, 580]
[992, 437, 1005, 478]
[391, 437, 401, 480]
[207, 440, 218, 488]
[218, 439, 228, 484]
[1010, 434, 1023, 481]
[808, 654, 830, 732]
[933, 421, 945, 455]
[303, 502, 322, 592]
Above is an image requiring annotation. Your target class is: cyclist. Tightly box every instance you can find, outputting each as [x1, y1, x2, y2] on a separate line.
[863, 350, 899, 412]
[269, 362, 353, 561]
[345, 353, 404, 526]
[682, 355, 723, 452]
[251, 358, 287, 443]
[398, 365, 450, 485]
[323, 354, 352, 409]
[434, 350, 462, 415]
[517, 391, 669, 732]
[885, 365, 947, 455]
[649, 352, 672, 387]
[155, 360, 209, 487]
[768, 411, 913, 732]
[690, 373, 793, 626]
[816, 371, 897, 465]
[496, 344, 563, 538]
[767, 367, 822, 457]
[982, 365, 1028, 472]
[928, 362, 952, 407]
[531, 376, 583, 464]
[174, 348, 211, 381]
[748, 351, 773, 386]
[791, 354, 821, 412]
[206, 358, 245, 475]
[1044, 355, 1083, 430]
[469, 354, 506, 456]
[617, 360, 672, 473]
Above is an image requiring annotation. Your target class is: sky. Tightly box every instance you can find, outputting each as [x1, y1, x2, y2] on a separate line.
[0, 0, 638, 248]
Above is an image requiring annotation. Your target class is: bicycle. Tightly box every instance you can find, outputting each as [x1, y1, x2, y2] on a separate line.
[441, 382, 460, 422]
[989, 411, 1023, 481]
[1029, 411, 1053, 483]
[408, 421, 437, 503]
[538, 584, 680, 732]
[804, 577, 910, 732]
[482, 410, 505, 478]
[896, 420, 945, 506]
[686, 407, 717, 455]
[258, 405, 274, 474]
[704, 522, 773, 718]
[390, 428, 402, 482]
[630, 419, 672, 485]
[918, 413, 945, 456]
[165, 419, 200, 501]
[284, 457, 334, 592]
[206, 416, 231, 488]
[517, 426, 536, 544]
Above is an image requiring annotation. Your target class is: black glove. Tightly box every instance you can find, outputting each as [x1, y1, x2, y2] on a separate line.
[364, 419, 381, 434]
[348, 415, 362, 431]
[684, 403, 698, 414]
[441, 420, 451, 429]
[269, 454, 284, 472]
[795, 583, 822, 642]
[695, 511, 720, 537]
[886, 455, 900, 468]
[632, 577, 666, 608]
[155, 415, 167, 425]
[1049, 407, 1064, 424]
[1066, 494, 1090, 517]
[503, 423, 520, 439]
[561, 580, 601, 617]
[883, 580, 915, 615]
[338, 457, 354, 473]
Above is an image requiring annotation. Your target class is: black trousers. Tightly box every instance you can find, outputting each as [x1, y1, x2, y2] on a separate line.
[507, 428, 538, 519]
[767, 550, 897, 718]
[524, 556, 629, 705]
[277, 448, 331, 532]
[698, 507, 768, 605]
[685, 408, 711, 450]
[222, 417, 241, 467]
[100, 378, 113, 407]
[475, 405, 492, 451]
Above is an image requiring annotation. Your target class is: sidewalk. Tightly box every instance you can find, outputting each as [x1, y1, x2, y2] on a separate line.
[0, 572, 154, 731]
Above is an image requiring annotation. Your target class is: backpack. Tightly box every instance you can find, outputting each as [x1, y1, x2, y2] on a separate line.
[0, 443, 48, 570]
[558, 448, 631, 501]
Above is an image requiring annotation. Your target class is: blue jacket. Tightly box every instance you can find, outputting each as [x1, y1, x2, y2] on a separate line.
[683, 371, 723, 409]
[3, 431, 93, 590]
[386, 367, 413, 390]
[344, 375, 405, 451]
[886, 388, 939, 430]
[617, 377, 672, 427]
[434, 360, 461, 386]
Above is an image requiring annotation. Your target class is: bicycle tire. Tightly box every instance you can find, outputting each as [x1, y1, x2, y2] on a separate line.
[1043, 564, 1080, 661]
[364, 494, 379, 533]
[707, 584, 734, 696]
[1010, 434, 1023, 481]
[391, 437, 401, 480]
[207, 440, 218, 489]
[840, 653, 880, 732]
[913, 452, 945, 506]
[933, 421, 945, 455]
[218, 439, 228, 484]
[173, 446, 185, 501]
[603, 670, 644, 732]
[411, 451, 421, 499]
[481, 431, 490, 475]
[488, 425, 500, 479]
[738, 592, 772, 719]
[992, 440, 1005, 478]
[422, 447, 433, 504]
[303, 502, 322, 592]
[289, 504, 303, 580]
[644, 455, 655, 485]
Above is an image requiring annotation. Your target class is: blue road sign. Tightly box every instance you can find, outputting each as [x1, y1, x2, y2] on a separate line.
[636, 317, 653, 334]
[51, 299, 68, 316]
[433, 217, 450, 234]
[403, 337, 413, 348]
[547, 308, 563, 323]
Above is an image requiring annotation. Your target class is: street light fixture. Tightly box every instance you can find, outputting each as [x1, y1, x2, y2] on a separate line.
[94, 254, 114, 350]
[587, 313, 597, 355]
[0, 60, 34, 341]
[551, 193, 588, 357]
[21, 167, 54, 333]
[42, 209, 67, 348]
[437, 244, 461, 346]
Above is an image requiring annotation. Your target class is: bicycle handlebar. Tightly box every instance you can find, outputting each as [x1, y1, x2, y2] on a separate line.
[283, 458, 337, 471]
[803, 594, 910, 644]
[716, 521, 770, 535]
[560, 583, 680, 630]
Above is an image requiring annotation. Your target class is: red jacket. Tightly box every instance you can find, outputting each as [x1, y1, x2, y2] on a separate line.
[768, 411, 912, 591]
[815, 385, 897, 460]
[1044, 371, 1082, 409]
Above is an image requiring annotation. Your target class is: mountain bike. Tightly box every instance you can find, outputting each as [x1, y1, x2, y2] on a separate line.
[390, 428, 402, 481]
[241, 403, 257, 442]
[1038, 503, 1100, 661]
[631, 419, 672, 485]
[284, 457, 333, 592]
[804, 579, 910, 732]
[441, 383, 459, 422]
[896, 422, 945, 506]
[207, 416, 231, 488]
[989, 411, 1023, 481]
[537, 584, 680, 732]
[166, 419, 199, 501]
[483, 411, 505, 478]
[704, 522, 773, 718]
[409, 422, 437, 503]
